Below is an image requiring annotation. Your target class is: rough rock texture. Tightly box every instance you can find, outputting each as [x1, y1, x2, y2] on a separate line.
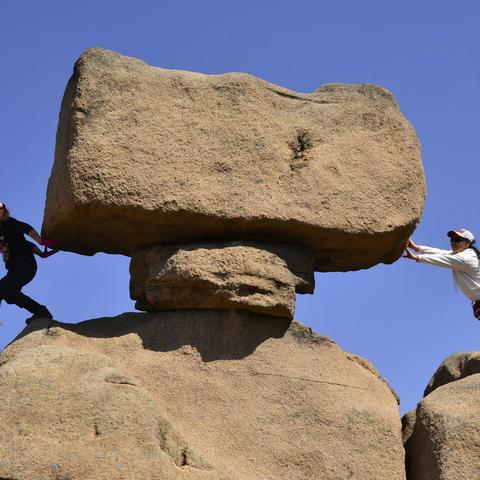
[43, 48, 425, 271]
[423, 351, 480, 396]
[401, 408, 417, 446]
[0, 313, 405, 480]
[130, 241, 314, 318]
[404, 352, 480, 480]
[405, 375, 480, 480]
[0, 345, 219, 480]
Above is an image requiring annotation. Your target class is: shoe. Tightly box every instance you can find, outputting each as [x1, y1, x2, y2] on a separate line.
[25, 306, 53, 325]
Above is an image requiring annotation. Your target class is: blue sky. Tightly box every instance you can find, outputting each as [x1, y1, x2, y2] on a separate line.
[1, 0, 479, 414]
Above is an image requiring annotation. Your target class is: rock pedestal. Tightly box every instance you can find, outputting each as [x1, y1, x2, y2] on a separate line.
[0, 313, 406, 480]
[130, 241, 314, 319]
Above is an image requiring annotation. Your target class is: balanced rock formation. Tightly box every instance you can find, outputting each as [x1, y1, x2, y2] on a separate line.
[2, 48, 428, 478]
[0, 313, 406, 480]
[43, 48, 425, 272]
[130, 241, 314, 318]
[404, 352, 480, 480]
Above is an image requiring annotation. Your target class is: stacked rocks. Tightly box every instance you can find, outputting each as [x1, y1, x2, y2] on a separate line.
[0, 48, 427, 479]
[43, 47, 425, 320]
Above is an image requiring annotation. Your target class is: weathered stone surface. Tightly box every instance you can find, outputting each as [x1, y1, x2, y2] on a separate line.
[0, 345, 220, 480]
[0, 312, 405, 480]
[404, 352, 480, 480]
[423, 351, 480, 396]
[401, 408, 416, 446]
[405, 374, 480, 480]
[43, 48, 425, 271]
[130, 241, 314, 318]
[402, 408, 417, 476]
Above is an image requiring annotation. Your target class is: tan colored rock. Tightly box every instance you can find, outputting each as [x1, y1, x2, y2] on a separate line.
[423, 351, 480, 396]
[401, 408, 417, 476]
[0, 345, 221, 480]
[43, 48, 425, 272]
[401, 408, 417, 446]
[405, 374, 480, 480]
[404, 352, 480, 480]
[130, 241, 314, 318]
[0, 312, 405, 479]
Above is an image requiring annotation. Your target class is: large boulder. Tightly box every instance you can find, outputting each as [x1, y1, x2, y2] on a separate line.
[404, 352, 480, 480]
[405, 375, 480, 480]
[43, 48, 425, 271]
[0, 312, 406, 479]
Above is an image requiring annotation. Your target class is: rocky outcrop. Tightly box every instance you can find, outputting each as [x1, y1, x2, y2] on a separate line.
[423, 351, 480, 396]
[130, 241, 314, 318]
[0, 313, 406, 480]
[0, 345, 220, 480]
[404, 352, 480, 480]
[6, 47, 431, 478]
[42, 48, 425, 272]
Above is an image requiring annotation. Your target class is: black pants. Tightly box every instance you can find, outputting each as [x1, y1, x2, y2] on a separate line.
[0, 255, 40, 313]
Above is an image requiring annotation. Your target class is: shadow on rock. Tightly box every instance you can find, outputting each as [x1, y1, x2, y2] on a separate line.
[17, 310, 292, 362]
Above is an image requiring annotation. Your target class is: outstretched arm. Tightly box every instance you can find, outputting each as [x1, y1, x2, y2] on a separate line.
[407, 238, 450, 255]
[404, 238, 469, 270]
[27, 228, 58, 249]
[417, 251, 474, 272]
[403, 248, 419, 261]
[407, 238, 420, 252]
[28, 229, 42, 244]
[32, 244, 58, 259]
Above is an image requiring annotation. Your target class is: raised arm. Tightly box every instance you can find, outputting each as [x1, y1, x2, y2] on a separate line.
[417, 250, 476, 272]
[407, 238, 450, 255]
[32, 243, 58, 258]
[27, 228, 58, 249]
[418, 245, 451, 255]
[15, 220, 60, 254]
[27, 228, 42, 244]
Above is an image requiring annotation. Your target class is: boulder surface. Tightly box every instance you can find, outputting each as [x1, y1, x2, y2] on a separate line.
[130, 241, 314, 318]
[0, 312, 406, 480]
[43, 48, 425, 271]
[423, 351, 480, 396]
[404, 352, 480, 480]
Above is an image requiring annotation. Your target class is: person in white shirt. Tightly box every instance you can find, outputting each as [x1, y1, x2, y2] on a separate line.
[404, 228, 480, 320]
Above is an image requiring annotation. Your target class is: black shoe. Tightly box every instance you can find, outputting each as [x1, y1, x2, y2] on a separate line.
[25, 306, 53, 325]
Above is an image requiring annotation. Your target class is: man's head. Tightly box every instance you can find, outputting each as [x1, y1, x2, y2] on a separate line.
[0, 203, 9, 221]
[448, 228, 475, 253]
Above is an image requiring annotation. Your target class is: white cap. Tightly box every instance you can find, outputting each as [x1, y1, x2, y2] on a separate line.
[447, 228, 475, 244]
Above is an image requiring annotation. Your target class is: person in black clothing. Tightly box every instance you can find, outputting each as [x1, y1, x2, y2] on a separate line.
[0, 202, 59, 324]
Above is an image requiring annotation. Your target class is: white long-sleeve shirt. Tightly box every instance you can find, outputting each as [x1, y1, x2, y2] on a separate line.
[417, 245, 480, 301]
